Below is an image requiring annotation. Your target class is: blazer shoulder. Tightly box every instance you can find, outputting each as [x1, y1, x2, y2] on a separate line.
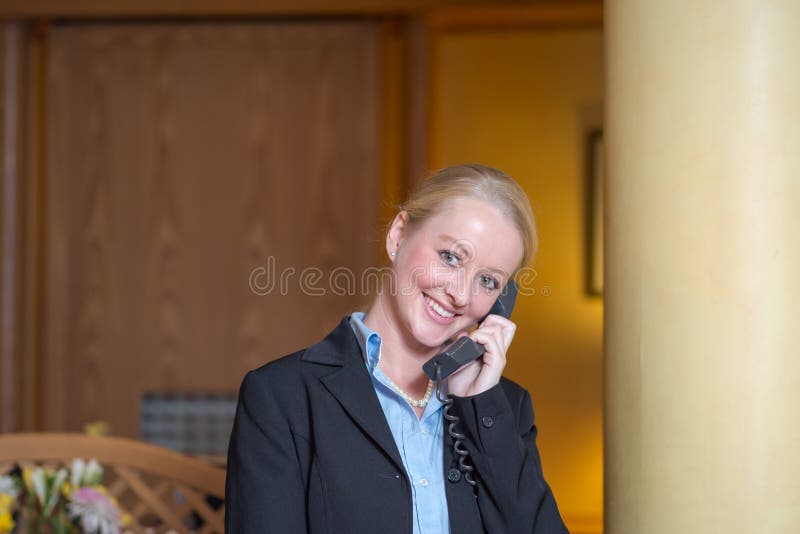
[249, 348, 307, 380]
[236, 350, 309, 406]
[498, 376, 530, 401]
[497, 376, 538, 420]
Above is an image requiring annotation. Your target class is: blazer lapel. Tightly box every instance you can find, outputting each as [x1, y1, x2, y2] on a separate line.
[304, 318, 406, 474]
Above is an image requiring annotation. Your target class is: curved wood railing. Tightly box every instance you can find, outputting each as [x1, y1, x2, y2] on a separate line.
[0, 433, 226, 534]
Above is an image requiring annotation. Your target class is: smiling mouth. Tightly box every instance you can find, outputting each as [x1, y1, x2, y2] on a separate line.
[423, 293, 457, 319]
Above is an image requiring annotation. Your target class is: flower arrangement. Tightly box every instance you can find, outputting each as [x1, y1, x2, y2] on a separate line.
[0, 459, 131, 534]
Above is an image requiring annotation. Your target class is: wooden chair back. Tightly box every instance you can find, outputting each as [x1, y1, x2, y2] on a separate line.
[0, 433, 226, 534]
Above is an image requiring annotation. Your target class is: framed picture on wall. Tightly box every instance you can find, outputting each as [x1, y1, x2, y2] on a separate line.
[586, 129, 604, 296]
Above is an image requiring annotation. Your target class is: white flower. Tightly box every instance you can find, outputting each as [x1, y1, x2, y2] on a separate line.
[44, 468, 68, 515]
[29, 467, 68, 515]
[71, 458, 86, 488]
[31, 468, 47, 504]
[0, 476, 18, 498]
[85, 459, 103, 486]
[70, 457, 104, 487]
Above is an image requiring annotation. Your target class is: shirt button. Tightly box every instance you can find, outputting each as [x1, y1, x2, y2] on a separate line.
[482, 415, 495, 428]
[421, 427, 429, 435]
[447, 468, 462, 483]
[419, 478, 429, 487]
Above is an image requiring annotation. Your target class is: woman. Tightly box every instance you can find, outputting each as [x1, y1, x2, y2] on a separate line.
[225, 164, 568, 533]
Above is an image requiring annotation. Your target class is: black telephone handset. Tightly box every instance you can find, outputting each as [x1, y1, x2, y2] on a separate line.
[423, 280, 518, 381]
[423, 280, 518, 490]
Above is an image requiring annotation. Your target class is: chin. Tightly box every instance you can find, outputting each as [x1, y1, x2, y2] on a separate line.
[402, 320, 443, 351]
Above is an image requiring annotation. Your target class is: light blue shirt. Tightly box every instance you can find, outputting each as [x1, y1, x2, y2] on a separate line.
[349, 312, 450, 534]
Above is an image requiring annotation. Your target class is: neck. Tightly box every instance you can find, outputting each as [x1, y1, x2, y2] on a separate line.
[363, 293, 439, 398]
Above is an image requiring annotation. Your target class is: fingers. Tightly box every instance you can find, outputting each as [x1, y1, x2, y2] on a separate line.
[469, 317, 515, 369]
[474, 315, 516, 353]
[446, 359, 483, 397]
[448, 359, 481, 381]
[449, 316, 516, 397]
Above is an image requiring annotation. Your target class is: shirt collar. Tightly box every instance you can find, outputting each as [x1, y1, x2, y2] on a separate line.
[349, 311, 381, 373]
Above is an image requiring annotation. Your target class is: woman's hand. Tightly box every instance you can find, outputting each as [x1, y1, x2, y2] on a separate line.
[446, 314, 517, 397]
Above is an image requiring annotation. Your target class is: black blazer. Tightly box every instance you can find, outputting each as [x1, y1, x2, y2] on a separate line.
[225, 317, 568, 534]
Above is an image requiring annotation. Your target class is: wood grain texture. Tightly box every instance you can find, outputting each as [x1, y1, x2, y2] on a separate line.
[0, 23, 26, 433]
[0, 23, 49, 433]
[405, 18, 432, 188]
[0, 0, 489, 18]
[379, 18, 405, 240]
[0, 23, 12, 432]
[23, 23, 49, 432]
[43, 21, 381, 437]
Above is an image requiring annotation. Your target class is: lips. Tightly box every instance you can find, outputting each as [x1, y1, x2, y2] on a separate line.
[422, 293, 459, 325]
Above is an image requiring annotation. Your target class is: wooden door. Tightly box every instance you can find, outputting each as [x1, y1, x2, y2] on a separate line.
[42, 21, 382, 437]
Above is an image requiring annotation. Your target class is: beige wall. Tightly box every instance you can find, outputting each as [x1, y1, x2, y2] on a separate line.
[430, 28, 604, 531]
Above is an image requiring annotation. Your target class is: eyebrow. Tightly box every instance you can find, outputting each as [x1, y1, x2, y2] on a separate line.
[438, 234, 470, 255]
[438, 233, 461, 245]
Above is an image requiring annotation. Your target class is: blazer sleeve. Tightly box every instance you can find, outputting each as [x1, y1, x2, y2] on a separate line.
[225, 370, 308, 533]
[450, 383, 569, 534]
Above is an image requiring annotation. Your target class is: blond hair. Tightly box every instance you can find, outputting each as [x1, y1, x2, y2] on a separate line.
[399, 164, 538, 270]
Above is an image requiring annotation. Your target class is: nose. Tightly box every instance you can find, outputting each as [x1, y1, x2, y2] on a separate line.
[443, 270, 470, 310]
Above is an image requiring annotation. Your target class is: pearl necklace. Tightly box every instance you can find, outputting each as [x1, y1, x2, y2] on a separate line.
[384, 375, 435, 408]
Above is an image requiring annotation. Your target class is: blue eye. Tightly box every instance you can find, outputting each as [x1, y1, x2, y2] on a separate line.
[479, 274, 499, 291]
[439, 250, 461, 267]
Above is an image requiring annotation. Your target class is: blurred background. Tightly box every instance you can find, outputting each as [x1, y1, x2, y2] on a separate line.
[0, 1, 603, 532]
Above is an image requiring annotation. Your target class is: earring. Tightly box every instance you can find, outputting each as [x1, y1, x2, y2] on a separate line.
[390, 251, 396, 257]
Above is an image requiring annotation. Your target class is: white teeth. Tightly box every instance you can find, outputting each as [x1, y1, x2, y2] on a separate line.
[424, 295, 455, 318]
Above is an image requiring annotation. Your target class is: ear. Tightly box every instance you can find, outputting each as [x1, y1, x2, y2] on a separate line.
[386, 211, 409, 260]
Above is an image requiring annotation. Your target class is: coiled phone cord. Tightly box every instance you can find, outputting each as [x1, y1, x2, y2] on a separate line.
[434, 364, 477, 488]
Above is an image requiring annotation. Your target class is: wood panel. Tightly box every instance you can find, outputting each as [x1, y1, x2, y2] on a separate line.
[405, 18, 432, 187]
[0, 22, 26, 433]
[0, 23, 14, 432]
[43, 21, 381, 437]
[0, 0, 490, 18]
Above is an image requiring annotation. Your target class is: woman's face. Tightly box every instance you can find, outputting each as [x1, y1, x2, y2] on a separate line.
[385, 197, 524, 352]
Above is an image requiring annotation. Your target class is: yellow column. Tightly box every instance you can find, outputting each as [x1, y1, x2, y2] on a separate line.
[604, 1, 800, 532]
